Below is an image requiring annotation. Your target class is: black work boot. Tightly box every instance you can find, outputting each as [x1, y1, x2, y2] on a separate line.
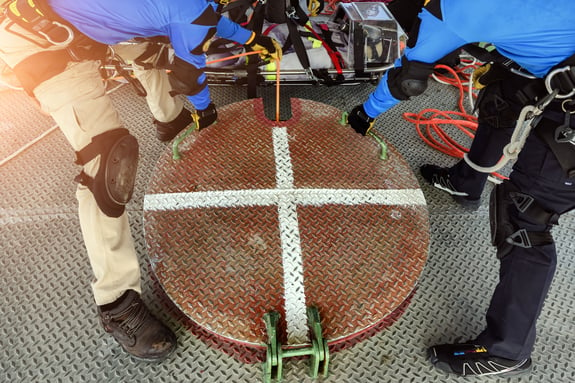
[154, 108, 193, 142]
[98, 290, 177, 361]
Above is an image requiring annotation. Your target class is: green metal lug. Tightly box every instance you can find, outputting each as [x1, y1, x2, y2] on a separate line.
[171, 122, 198, 160]
[263, 311, 282, 383]
[367, 131, 388, 161]
[262, 306, 329, 383]
[307, 306, 329, 379]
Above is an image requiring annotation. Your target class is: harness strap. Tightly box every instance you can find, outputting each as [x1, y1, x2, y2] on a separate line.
[132, 36, 171, 70]
[506, 229, 554, 249]
[5, 0, 107, 94]
[352, 21, 364, 72]
[75, 128, 130, 166]
[510, 191, 560, 226]
[284, 4, 315, 79]
[220, 0, 255, 23]
[246, 0, 266, 32]
[304, 23, 343, 75]
[285, 18, 313, 76]
[535, 116, 575, 178]
[234, 0, 266, 98]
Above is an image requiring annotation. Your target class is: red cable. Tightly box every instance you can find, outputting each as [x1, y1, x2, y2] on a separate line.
[304, 23, 344, 74]
[403, 62, 507, 180]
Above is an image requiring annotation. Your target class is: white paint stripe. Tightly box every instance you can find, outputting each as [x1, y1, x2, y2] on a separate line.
[272, 127, 294, 189]
[144, 188, 426, 211]
[272, 127, 309, 344]
[277, 198, 309, 344]
[144, 125, 427, 345]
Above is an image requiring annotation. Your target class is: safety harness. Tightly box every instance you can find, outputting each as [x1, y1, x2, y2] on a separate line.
[4, 0, 73, 45]
[3, 0, 106, 95]
[471, 54, 575, 256]
[464, 54, 575, 178]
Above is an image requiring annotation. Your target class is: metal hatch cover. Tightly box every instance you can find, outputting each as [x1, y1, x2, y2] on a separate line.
[144, 98, 429, 352]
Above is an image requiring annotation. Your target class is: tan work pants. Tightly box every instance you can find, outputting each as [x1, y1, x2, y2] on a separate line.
[0, 18, 182, 305]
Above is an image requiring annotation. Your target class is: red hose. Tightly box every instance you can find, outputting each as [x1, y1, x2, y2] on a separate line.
[402, 61, 507, 180]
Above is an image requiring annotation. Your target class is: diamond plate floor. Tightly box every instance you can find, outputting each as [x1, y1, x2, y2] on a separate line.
[1, 78, 574, 383]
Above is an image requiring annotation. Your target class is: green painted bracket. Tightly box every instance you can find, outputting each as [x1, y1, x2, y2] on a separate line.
[171, 122, 199, 160]
[339, 111, 349, 126]
[263, 311, 282, 383]
[339, 112, 388, 161]
[262, 306, 329, 383]
[367, 131, 388, 160]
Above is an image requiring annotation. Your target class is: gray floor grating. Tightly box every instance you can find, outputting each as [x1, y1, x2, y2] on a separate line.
[1, 79, 573, 382]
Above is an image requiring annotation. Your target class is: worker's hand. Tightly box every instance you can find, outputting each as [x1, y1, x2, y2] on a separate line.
[347, 104, 375, 136]
[192, 102, 218, 130]
[245, 32, 282, 62]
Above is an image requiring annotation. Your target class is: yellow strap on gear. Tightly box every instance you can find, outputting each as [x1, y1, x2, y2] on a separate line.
[305, 22, 321, 48]
[6, 0, 74, 46]
[201, 38, 212, 53]
[308, 0, 322, 17]
[472, 63, 492, 90]
[8, 0, 44, 20]
[307, 36, 322, 49]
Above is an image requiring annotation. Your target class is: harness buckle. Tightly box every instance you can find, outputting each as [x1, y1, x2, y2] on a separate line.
[545, 66, 575, 99]
[38, 20, 75, 46]
[506, 229, 532, 248]
[285, 6, 297, 20]
[304, 67, 319, 82]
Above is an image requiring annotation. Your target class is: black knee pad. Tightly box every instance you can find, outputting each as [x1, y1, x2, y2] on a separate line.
[74, 129, 139, 217]
[387, 57, 434, 100]
[167, 57, 207, 97]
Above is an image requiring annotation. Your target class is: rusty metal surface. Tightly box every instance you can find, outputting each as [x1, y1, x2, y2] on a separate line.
[144, 98, 429, 350]
[2, 81, 575, 383]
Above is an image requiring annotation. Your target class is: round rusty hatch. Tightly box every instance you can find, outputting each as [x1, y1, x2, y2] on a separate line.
[144, 98, 429, 350]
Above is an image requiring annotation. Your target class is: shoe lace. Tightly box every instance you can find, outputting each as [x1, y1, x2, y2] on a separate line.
[108, 300, 150, 337]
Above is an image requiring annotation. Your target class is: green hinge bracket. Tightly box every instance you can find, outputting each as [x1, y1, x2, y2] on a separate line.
[262, 306, 330, 383]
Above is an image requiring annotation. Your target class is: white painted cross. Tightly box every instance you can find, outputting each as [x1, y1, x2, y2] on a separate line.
[144, 127, 426, 344]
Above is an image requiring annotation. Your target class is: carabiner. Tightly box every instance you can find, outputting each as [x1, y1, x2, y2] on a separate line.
[545, 66, 575, 99]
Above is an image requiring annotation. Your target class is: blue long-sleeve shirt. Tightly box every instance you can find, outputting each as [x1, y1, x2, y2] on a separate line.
[48, 0, 253, 109]
[364, 0, 575, 118]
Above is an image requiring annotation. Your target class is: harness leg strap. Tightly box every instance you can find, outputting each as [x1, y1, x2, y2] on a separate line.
[489, 180, 557, 259]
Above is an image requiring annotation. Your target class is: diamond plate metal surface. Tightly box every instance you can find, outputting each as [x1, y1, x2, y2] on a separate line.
[144, 98, 429, 351]
[1, 79, 574, 383]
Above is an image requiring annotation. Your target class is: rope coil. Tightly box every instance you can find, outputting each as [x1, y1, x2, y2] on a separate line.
[403, 61, 507, 180]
